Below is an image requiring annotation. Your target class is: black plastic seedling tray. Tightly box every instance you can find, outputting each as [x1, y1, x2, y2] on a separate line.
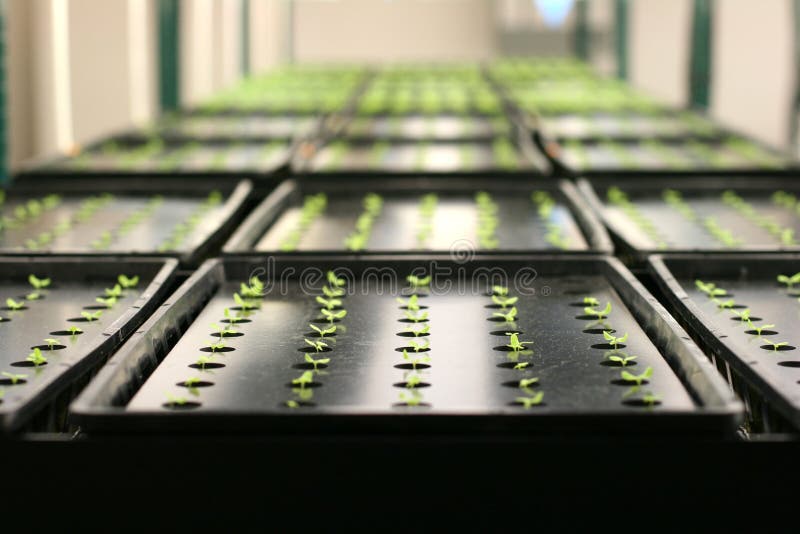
[142, 113, 322, 143]
[20, 136, 294, 180]
[579, 176, 800, 263]
[293, 131, 550, 176]
[544, 137, 793, 178]
[534, 111, 723, 143]
[70, 255, 741, 436]
[223, 177, 612, 254]
[0, 256, 177, 432]
[648, 254, 800, 433]
[340, 114, 513, 142]
[0, 178, 252, 267]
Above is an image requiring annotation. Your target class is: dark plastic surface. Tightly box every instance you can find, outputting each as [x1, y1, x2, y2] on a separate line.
[71, 255, 740, 436]
[579, 176, 800, 263]
[0, 256, 178, 432]
[0, 178, 252, 267]
[223, 177, 613, 254]
[648, 254, 800, 432]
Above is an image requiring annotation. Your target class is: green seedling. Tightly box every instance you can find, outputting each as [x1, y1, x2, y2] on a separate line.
[95, 296, 117, 308]
[211, 323, 237, 337]
[584, 302, 612, 319]
[5, 298, 24, 311]
[731, 309, 751, 321]
[285, 400, 300, 409]
[208, 340, 226, 352]
[304, 338, 328, 352]
[396, 294, 420, 311]
[223, 308, 246, 324]
[406, 275, 431, 288]
[716, 299, 736, 309]
[118, 274, 140, 289]
[104, 284, 123, 298]
[327, 271, 346, 288]
[292, 371, 314, 389]
[165, 395, 188, 406]
[492, 285, 509, 297]
[515, 391, 544, 408]
[641, 392, 661, 406]
[694, 280, 723, 296]
[750, 324, 776, 336]
[602, 331, 628, 348]
[518, 377, 539, 389]
[43, 338, 59, 350]
[512, 362, 530, 370]
[1, 372, 27, 384]
[27, 348, 47, 367]
[310, 324, 336, 338]
[321, 308, 348, 323]
[25, 292, 40, 301]
[402, 350, 431, 369]
[183, 377, 202, 387]
[492, 306, 518, 323]
[399, 391, 424, 407]
[506, 333, 532, 351]
[777, 272, 800, 289]
[404, 324, 430, 337]
[763, 340, 789, 351]
[304, 353, 330, 370]
[239, 277, 265, 299]
[583, 296, 599, 307]
[322, 285, 344, 298]
[404, 310, 429, 323]
[67, 326, 83, 336]
[408, 339, 430, 352]
[405, 374, 423, 389]
[316, 296, 342, 310]
[28, 274, 51, 290]
[233, 293, 259, 311]
[620, 366, 653, 385]
[492, 295, 518, 309]
[608, 353, 637, 366]
[81, 310, 103, 322]
[195, 355, 214, 369]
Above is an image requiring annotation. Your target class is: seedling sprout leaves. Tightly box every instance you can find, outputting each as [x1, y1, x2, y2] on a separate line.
[404, 310, 429, 323]
[620, 366, 653, 385]
[402, 349, 431, 369]
[408, 339, 430, 352]
[515, 391, 544, 408]
[583, 297, 599, 306]
[322, 285, 344, 298]
[399, 390, 424, 406]
[95, 296, 117, 308]
[405, 374, 422, 388]
[44, 338, 59, 349]
[492, 295, 518, 309]
[28, 275, 51, 290]
[584, 302, 612, 318]
[195, 355, 214, 369]
[607, 353, 637, 366]
[5, 298, 24, 311]
[763, 340, 790, 351]
[492, 306, 518, 323]
[224, 307, 246, 323]
[404, 324, 430, 337]
[513, 362, 530, 370]
[234, 293, 259, 310]
[81, 310, 103, 321]
[506, 333, 532, 351]
[316, 296, 342, 310]
[310, 324, 336, 338]
[321, 308, 348, 323]
[327, 271, 346, 288]
[304, 338, 328, 352]
[304, 354, 330, 369]
[292, 371, 315, 388]
[519, 377, 539, 388]
[492, 285, 509, 296]
[2, 372, 27, 384]
[27, 348, 47, 367]
[752, 324, 776, 336]
[602, 331, 628, 348]
[777, 272, 800, 288]
[396, 294, 420, 311]
[118, 275, 140, 289]
[406, 274, 431, 289]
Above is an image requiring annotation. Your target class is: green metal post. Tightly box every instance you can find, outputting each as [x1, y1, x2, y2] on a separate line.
[158, 0, 180, 112]
[689, 0, 712, 110]
[241, 0, 250, 77]
[614, 0, 628, 80]
[574, 0, 589, 61]
[0, 0, 7, 184]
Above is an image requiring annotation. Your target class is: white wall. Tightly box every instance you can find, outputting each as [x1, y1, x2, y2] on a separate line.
[249, 0, 290, 72]
[291, 0, 497, 62]
[710, 0, 794, 149]
[629, 0, 691, 107]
